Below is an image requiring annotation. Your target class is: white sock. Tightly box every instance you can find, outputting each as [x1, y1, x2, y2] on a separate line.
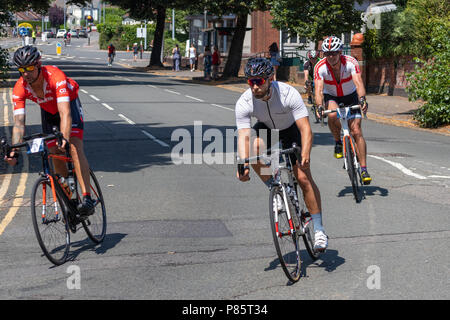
[311, 213, 324, 232]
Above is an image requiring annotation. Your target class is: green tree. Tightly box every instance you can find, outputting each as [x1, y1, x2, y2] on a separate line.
[269, 0, 363, 49]
[198, 0, 269, 78]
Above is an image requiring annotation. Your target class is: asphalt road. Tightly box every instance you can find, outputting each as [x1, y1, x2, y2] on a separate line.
[0, 36, 449, 300]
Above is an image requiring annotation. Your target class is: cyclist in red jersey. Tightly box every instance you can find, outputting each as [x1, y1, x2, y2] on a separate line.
[315, 36, 372, 185]
[5, 46, 95, 216]
[107, 43, 116, 67]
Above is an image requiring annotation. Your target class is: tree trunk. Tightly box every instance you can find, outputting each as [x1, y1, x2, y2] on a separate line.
[221, 13, 248, 79]
[148, 5, 165, 67]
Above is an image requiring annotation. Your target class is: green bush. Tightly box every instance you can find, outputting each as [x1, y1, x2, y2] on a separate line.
[97, 22, 155, 51]
[406, 22, 450, 128]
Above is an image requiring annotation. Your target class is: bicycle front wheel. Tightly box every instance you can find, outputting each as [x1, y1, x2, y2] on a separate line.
[269, 186, 301, 282]
[31, 177, 70, 266]
[81, 169, 107, 243]
[345, 136, 361, 203]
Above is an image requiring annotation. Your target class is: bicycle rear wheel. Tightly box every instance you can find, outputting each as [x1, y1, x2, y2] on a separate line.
[345, 136, 361, 203]
[269, 186, 301, 282]
[80, 169, 107, 243]
[31, 177, 70, 265]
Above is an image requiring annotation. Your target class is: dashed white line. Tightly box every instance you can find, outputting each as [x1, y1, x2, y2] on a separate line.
[101, 103, 114, 111]
[141, 130, 170, 148]
[80, 89, 88, 94]
[368, 155, 427, 180]
[211, 104, 234, 112]
[89, 94, 100, 101]
[148, 85, 157, 88]
[164, 89, 180, 95]
[124, 78, 133, 82]
[428, 175, 450, 179]
[118, 114, 136, 125]
[185, 95, 204, 102]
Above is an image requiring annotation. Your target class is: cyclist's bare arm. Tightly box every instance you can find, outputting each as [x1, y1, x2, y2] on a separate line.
[352, 72, 368, 112]
[315, 78, 324, 107]
[296, 117, 313, 169]
[303, 70, 309, 84]
[237, 128, 251, 181]
[56, 101, 72, 150]
[6, 114, 25, 165]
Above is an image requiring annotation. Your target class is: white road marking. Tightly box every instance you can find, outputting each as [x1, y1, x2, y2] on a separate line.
[141, 130, 169, 148]
[211, 104, 234, 112]
[428, 175, 450, 179]
[89, 94, 100, 101]
[368, 155, 427, 180]
[118, 114, 136, 125]
[101, 103, 114, 111]
[185, 95, 204, 102]
[80, 89, 88, 94]
[164, 89, 180, 95]
[124, 78, 133, 81]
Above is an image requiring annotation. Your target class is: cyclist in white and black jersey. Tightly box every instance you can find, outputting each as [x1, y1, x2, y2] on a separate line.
[315, 36, 372, 185]
[235, 58, 328, 251]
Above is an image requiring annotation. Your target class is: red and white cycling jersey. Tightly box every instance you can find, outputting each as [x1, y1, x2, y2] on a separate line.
[12, 65, 79, 116]
[314, 55, 361, 97]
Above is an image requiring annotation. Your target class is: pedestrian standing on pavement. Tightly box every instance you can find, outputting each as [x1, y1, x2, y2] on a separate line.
[132, 43, 138, 62]
[189, 43, 197, 72]
[203, 46, 212, 80]
[268, 42, 281, 81]
[172, 44, 181, 71]
[212, 45, 221, 80]
[32, 29, 36, 45]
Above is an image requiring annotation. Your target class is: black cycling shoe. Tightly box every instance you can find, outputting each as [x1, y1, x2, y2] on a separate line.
[334, 142, 343, 159]
[308, 96, 313, 104]
[77, 196, 95, 218]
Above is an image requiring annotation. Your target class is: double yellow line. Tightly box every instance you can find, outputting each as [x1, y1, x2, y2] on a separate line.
[0, 88, 28, 235]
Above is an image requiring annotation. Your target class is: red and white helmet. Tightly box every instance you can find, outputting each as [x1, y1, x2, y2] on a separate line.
[322, 36, 343, 52]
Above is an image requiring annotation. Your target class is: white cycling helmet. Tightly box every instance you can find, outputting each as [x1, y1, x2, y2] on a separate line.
[308, 50, 318, 59]
[322, 36, 343, 52]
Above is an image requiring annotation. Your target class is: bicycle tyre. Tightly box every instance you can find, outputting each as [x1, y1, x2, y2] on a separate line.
[30, 177, 70, 266]
[345, 136, 361, 203]
[295, 183, 320, 260]
[269, 185, 301, 282]
[81, 169, 107, 243]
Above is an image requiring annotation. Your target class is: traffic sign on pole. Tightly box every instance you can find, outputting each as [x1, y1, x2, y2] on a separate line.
[56, 42, 62, 56]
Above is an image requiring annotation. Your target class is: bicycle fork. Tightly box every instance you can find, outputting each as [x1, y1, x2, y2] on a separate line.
[274, 185, 296, 238]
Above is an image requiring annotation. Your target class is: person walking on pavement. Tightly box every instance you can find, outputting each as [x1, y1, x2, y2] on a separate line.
[172, 44, 181, 71]
[203, 45, 212, 80]
[32, 29, 36, 45]
[212, 46, 221, 80]
[189, 43, 197, 71]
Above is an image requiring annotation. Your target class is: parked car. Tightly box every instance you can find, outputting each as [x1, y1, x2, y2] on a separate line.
[56, 29, 66, 38]
[69, 29, 78, 38]
[78, 29, 88, 38]
[42, 30, 55, 38]
[90, 25, 97, 31]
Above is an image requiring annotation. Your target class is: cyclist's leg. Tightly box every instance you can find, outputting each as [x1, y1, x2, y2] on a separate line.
[41, 109, 68, 176]
[348, 117, 367, 166]
[293, 165, 321, 214]
[324, 96, 342, 142]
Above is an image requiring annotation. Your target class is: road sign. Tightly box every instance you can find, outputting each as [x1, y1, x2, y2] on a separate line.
[56, 42, 62, 56]
[137, 28, 145, 38]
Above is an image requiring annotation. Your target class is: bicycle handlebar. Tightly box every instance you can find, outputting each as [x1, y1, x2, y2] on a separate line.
[1, 127, 68, 157]
[237, 143, 302, 167]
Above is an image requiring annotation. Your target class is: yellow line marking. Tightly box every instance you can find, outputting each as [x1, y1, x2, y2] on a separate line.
[0, 89, 29, 235]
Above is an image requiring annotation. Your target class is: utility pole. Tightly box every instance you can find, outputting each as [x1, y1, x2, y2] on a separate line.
[172, 9, 175, 40]
[63, 1, 66, 30]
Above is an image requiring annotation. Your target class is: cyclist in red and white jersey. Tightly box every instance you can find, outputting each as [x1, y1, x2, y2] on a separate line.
[5, 46, 95, 216]
[314, 36, 372, 185]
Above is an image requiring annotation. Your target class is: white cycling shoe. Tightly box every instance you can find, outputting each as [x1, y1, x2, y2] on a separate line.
[314, 230, 328, 252]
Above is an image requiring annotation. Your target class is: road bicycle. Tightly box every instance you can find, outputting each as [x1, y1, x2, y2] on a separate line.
[305, 80, 320, 123]
[238, 143, 320, 283]
[320, 104, 366, 203]
[1, 128, 107, 265]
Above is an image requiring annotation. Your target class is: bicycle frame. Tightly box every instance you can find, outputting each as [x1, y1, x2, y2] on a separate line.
[334, 106, 360, 174]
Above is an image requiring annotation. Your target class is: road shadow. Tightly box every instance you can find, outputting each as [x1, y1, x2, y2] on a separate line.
[66, 232, 127, 263]
[265, 249, 345, 285]
[1, 122, 240, 175]
[338, 185, 389, 200]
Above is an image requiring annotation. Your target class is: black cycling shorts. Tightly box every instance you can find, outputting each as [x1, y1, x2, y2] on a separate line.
[253, 122, 302, 165]
[41, 98, 84, 146]
[324, 91, 361, 118]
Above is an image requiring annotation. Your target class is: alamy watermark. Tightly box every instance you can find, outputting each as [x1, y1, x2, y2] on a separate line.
[361, 12, 382, 30]
[366, 265, 381, 290]
[66, 265, 81, 290]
